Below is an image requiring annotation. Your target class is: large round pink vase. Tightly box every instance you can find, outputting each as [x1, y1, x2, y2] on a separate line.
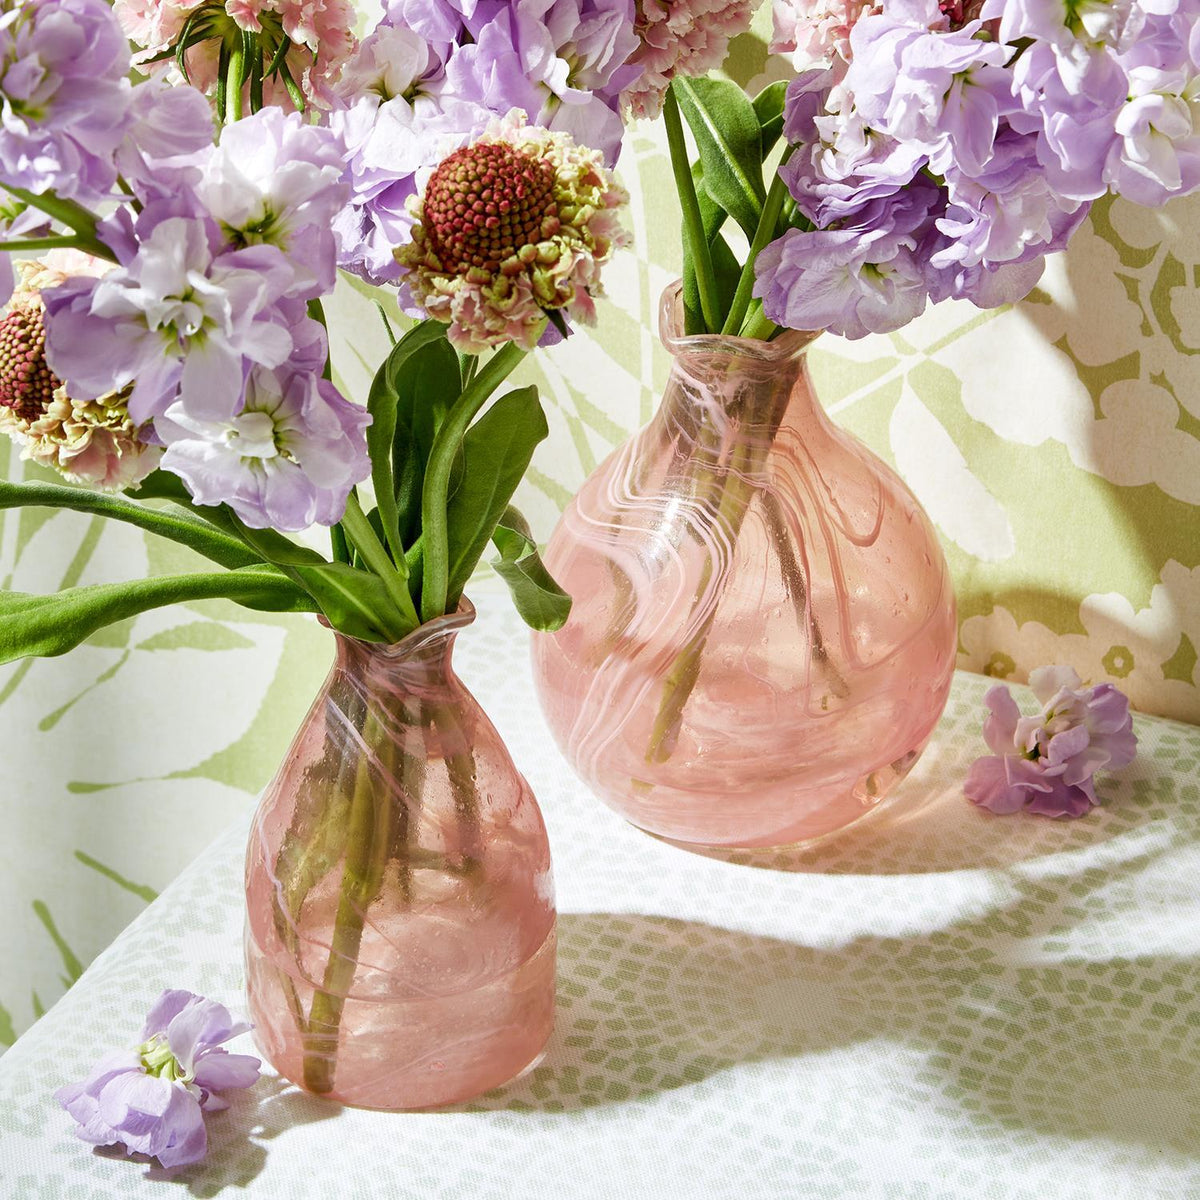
[531, 284, 957, 850]
[245, 603, 555, 1110]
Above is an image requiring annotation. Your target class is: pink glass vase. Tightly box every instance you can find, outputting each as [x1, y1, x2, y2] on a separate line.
[531, 283, 957, 850]
[245, 602, 555, 1110]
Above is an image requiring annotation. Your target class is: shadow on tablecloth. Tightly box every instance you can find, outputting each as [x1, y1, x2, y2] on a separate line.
[469, 907, 1200, 1164]
[117, 896, 1198, 1193]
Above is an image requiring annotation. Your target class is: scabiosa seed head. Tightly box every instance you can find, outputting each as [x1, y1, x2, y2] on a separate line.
[396, 111, 630, 353]
[0, 302, 61, 423]
[423, 142, 562, 275]
[0, 253, 162, 490]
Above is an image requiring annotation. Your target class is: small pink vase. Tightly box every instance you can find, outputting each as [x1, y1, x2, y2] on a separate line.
[245, 603, 555, 1110]
[531, 283, 957, 850]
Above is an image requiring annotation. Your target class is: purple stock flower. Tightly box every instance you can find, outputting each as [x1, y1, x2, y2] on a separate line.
[0, 0, 133, 205]
[755, 182, 939, 338]
[196, 107, 348, 298]
[964, 666, 1137, 819]
[333, 22, 448, 107]
[441, 0, 639, 165]
[1104, 60, 1200, 204]
[43, 208, 307, 425]
[933, 127, 1091, 268]
[781, 74, 928, 225]
[157, 364, 371, 531]
[385, 0, 492, 50]
[115, 77, 216, 204]
[846, 2, 1015, 174]
[55, 990, 260, 1170]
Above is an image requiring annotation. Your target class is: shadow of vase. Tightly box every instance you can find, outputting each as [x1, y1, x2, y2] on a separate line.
[468, 895, 1200, 1165]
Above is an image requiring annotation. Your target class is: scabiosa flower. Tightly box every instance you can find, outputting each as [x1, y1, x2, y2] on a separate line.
[622, 0, 758, 119]
[0, 254, 161, 490]
[0, 0, 134, 206]
[964, 666, 1137, 819]
[55, 990, 260, 1169]
[396, 113, 629, 352]
[157, 363, 371, 530]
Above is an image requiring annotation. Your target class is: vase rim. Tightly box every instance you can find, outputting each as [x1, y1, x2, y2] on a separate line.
[322, 599, 476, 661]
[659, 280, 821, 361]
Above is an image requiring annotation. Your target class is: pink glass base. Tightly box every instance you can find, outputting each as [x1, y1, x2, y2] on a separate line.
[245, 922, 555, 1111]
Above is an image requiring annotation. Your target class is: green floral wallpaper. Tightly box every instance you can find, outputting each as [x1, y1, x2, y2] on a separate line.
[2, 14, 1197, 1049]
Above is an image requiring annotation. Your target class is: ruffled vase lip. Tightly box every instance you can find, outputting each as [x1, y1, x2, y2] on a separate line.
[320, 599, 476, 661]
[659, 280, 822, 362]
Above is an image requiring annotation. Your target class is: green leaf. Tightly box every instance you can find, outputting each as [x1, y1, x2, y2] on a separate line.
[392, 334, 463, 548]
[694, 163, 727, 245]
[686, 229, 742, 325]
[0, 478, 261, 570]
[753, 80, 790, 156]
[129, 476, 412, 642]
[673, 76, 766, 239]
[491, 507, 571, 632]
[443, 385, 548, 607]
[136, 621, 255, 652]
[367, 319, 449, 562]
[0, 568, 315, 664]
[294, 562, 411, 642]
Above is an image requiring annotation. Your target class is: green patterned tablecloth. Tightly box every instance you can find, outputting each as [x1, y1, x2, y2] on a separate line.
[1, 591, 1198, 1199]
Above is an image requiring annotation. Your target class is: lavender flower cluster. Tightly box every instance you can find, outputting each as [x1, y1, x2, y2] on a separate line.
[43, 99, 370, 532]
[0, 0, 653, 532]
[756, 0, 1200, 338]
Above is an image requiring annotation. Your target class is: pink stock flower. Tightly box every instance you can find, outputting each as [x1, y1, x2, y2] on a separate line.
[396, 112, 629, 353]
[114, 0, 358, 110]
[771, 0, 882, 69]
[964, 666, 1137, 819]
[622, 0, 757, 119]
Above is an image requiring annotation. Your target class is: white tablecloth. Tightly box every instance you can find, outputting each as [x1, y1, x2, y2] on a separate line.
[2, 589, 1199, 1199]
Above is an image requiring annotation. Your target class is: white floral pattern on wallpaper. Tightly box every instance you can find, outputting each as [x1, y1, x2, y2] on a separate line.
[2, 17, 1198, 1047]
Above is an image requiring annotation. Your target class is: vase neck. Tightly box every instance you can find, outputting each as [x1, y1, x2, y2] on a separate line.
[655, 281, 823, 442]
[330, 604, 474, 701]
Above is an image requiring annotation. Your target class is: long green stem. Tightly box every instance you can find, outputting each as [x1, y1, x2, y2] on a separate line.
[419, 341, 525, 622]
[226, 35, 245, 122]
[0, 236, 90, 252]
[303, 708, 395, 1094]
[664, 86, 719, 334]
[0, 185, 115, 262]
[759, 491, 849, 700]
[722, 163, 793, 336]
[739, 304, 778, 341]
[646, 430, 760, 763]
[340, 491, 420, 633]
[431, 702, 480, 870]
